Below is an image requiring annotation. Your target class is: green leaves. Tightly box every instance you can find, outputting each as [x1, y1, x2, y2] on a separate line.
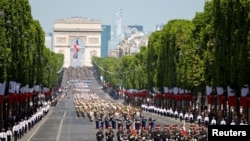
[0, 0, 63, 88]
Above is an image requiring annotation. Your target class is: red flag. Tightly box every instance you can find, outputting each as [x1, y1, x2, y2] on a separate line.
[240, 86, 249, 107]
[182, 122, 187, 137]
[227, 86, 236, 107]
[206, 85, 213, 104]
[216, 87, 224, 105]
[0, 82, 6, 105]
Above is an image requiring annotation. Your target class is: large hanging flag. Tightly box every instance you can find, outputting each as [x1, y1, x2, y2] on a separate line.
[227, 86, 236, 107]
[240, 85, 249, 108]
[73, 39, 79, 59]
[206, 85, 213, 104]
[0, 82, 6, 105]
[216, 87, 224, 105]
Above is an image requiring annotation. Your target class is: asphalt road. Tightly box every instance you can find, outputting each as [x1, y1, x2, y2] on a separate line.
[19, 69, 194, 141]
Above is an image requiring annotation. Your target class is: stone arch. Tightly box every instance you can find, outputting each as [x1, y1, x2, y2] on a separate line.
[53, 17, 102, 68]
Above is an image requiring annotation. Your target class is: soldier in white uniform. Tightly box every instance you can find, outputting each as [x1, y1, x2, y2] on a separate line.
[204, 115, 209, 127]
[184, 112, 189, 121]
[12, 122, 19, 141]
[230, 119, 236, 125]
[174, 110, 178, 120]
[220, 118, 226, 125]
[197, 114, 202, 126]
[189, 113, 194, 123]
[6, 127, 12, 141]
[210, 117, 217, 125]
[179, 111, 184, 122]
[0, 128, 7, 141]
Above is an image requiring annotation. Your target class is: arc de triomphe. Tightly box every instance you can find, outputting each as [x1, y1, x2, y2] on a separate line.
[53, 17, 102, 67]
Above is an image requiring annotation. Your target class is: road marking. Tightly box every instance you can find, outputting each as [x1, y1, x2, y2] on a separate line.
[27, 109, 53, 141]
[56, 110, 66, 141]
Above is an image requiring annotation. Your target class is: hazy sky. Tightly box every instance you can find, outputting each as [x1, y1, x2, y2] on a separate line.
[29, 0, 205, 33]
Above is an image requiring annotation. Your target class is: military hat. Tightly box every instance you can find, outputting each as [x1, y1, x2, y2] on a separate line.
[155, 125, 161, 129]
[164, 125, 169, 128]
[172, 124, 178, 129]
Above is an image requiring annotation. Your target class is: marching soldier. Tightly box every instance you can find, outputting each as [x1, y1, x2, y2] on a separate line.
[96, 126, 104, 141]
[153, 125, 162, 141]
[211, 117, 217, 125]
[161, 125, 170, 141]
[145, 129, 153, 141]
[95, 116, 101, 129]
[116, 127, 123, 141]
[105, 115, 110, 129]
[174, 110, 178, 120]
[6, 127, 12, 141]
[135, 117, 141, 130]
[220, 118, 226, 125]
[140, 128, 147, 140]
[105, 126, 115, 141]
[122, 129, 129, 141]
[204, 114, 209, 127]
[141, 116, 147, 128]
[179, 111, 184, 122]
[12, 122, 19, 141]
[0, 128, 7, 141]
[148, 117, 155, 129]
[197, 113, 202, 126]
[184, 112, 189, 122]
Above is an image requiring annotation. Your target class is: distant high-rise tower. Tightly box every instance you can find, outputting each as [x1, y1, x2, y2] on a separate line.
[101, 25, 111, 58]
[108, 9, 124, 55]
[45, 33, 53, 51]
[113, 9, 123, 38]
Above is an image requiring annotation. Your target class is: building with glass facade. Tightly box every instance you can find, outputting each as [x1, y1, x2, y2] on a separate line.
[101, 25, 111, 58]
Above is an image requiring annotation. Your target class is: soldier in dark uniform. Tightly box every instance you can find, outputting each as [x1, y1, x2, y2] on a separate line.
[116, 127, 123, 141]
[161, 125, 170, 141]
[145, 129, 153, 141]
[96, 126, 104, 141]
[96, 116, 101, 129]
[135, 117, 141, 130]
[111, 115, 117, 129]
[117, 117, 123, 129]
[148, 117, 155, 129]
[126, 119, 131, 130]
[105, 126, 115, 141]
[141, 116, 147, 128]
[104, 116, 110, 129]
[153, 125, 162, 141]
[140, 128, 147, 141]
[122, 129, 129, 141]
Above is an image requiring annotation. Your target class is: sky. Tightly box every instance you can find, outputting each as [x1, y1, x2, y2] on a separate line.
[29, 0, 206, 33]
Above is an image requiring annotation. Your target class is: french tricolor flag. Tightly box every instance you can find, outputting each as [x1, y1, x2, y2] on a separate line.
[73, 39, 79, 59]
[227, 86, 236, 107]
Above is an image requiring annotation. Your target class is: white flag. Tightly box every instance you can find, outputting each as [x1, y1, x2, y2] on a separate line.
[0, 82, 6, 95]
[216, 87, 224, 95]
[9, 81, 16, 93]
[206, 85, 212, 95]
